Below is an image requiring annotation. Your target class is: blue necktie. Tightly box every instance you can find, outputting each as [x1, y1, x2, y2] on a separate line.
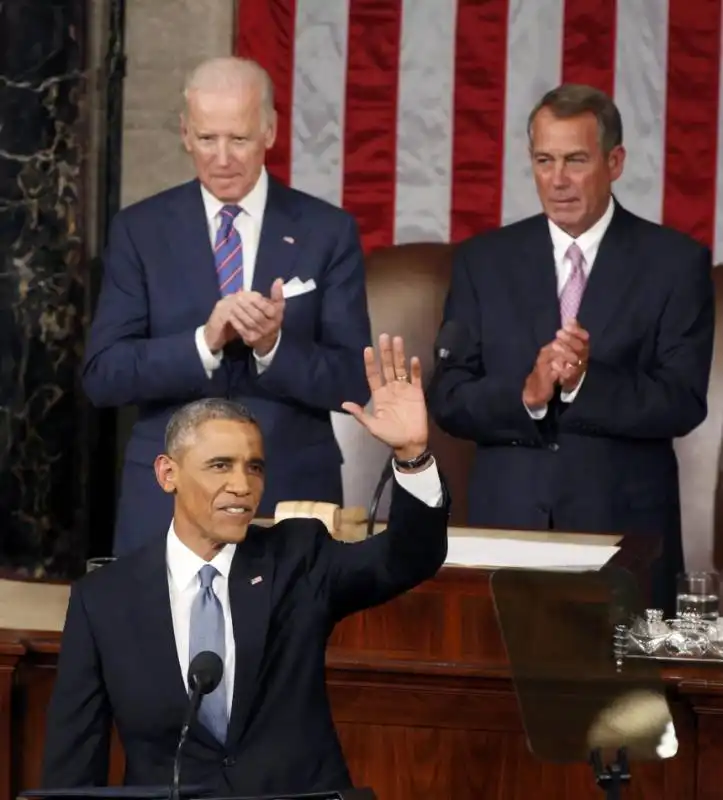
[189, 564, 228, 742]
[214, 205, 244, 295]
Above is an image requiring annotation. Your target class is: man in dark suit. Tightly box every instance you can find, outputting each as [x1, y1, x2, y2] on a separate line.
[430, 84, 714, 610]
[83, 56, 371, 556]
[43, 334, 448, 796]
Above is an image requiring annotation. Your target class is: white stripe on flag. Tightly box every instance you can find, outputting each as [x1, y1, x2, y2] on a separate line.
[500, 0, 564, 225]
[613, 0, 669, 224]
[288, 1, 369, 510]
[715, 0, 723, 264]
[289, 0, 349, 206]
[394, 0, 457, 244]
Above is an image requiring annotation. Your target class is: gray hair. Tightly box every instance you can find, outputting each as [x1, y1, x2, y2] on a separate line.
[182, 56, 275, 125]
[528, 83, 623, 154]
[165, 398, 258, 457]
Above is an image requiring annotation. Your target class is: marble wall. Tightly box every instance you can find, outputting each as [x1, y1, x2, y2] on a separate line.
[0, 0, 234, 575]
[0, 0, 95, 576]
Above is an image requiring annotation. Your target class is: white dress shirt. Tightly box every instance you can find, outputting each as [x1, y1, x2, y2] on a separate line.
[526, 196, 615, 419]
[166, 459, 443, 712]
[193, 167, 281, 378]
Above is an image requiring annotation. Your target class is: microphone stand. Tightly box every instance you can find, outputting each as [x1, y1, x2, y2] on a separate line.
[170, 683, 202, 800]
[590, 747, 630, 800]
[366, 455, 394, 538]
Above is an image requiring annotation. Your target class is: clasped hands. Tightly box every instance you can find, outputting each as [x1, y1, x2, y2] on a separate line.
[204, 277, 285, 357]
[522, 319, 590, 410]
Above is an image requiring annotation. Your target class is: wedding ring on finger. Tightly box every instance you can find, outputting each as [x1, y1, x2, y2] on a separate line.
[395, 372, 408, 382]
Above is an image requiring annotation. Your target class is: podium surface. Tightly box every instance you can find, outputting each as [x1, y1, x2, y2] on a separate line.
[1, 526, 722, 799]
[20, 790, 374, 800]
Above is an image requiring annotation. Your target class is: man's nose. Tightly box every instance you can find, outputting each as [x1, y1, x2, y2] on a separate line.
[226, 469, 250, 495]
[552, 162, 569, 187]
[215, 142, 230, 167]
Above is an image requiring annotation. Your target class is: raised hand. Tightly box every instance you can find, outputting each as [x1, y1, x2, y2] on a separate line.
[341, 334, 428, 461]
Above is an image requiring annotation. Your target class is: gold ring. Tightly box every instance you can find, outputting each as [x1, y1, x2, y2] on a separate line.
[396, 373, 408, 382]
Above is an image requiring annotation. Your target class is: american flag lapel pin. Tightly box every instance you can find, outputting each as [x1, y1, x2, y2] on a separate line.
[282, 235, 295, 244]
[250, 575, 263, 585]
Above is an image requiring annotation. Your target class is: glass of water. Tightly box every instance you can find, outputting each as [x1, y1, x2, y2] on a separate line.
[86, 557, 116, 573]
[676, 571, 720, 620]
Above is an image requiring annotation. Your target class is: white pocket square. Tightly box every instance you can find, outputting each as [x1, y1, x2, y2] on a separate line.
[282, 277, 316, 299]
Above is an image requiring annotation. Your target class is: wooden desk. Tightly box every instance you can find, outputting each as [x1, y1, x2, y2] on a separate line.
[326, 564, 723, 799]
[3, 532, 723, 799]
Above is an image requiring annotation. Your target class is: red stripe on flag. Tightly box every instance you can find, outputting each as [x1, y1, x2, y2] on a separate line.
[342, 0, 402, 253]
[663, 0, 722, 247]
[235, 0, 296, 185]
[562, 0, 617, 95]
[450, 0, 509, 241]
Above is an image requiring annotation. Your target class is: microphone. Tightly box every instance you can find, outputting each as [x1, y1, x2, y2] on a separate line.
[170, 651, 224, 800]
[365, 321, 466, 538]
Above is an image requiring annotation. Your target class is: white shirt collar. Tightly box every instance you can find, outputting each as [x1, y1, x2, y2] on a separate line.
[199, 166, 269, 226]
[547, 195, 615, 268]
[166, 521, 237, 593]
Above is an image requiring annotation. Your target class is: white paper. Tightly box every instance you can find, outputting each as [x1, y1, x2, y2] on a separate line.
[444, 536, 619, 571]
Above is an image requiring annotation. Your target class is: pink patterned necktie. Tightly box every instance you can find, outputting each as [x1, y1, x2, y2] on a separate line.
[559, 242, 587, 323]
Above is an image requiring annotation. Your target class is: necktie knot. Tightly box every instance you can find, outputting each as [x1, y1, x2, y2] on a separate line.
[198, 563, 219, 590]
[219, 204, 242, 226]
[566, 242, 585, 272]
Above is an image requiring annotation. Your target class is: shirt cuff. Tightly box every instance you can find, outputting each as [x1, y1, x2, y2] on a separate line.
[254, 331, 282, 374]
[195, 326, 223, 378]
[561, 371, 586, 402]
[392, 458, 443, 508]
[524, 402, 548, 420]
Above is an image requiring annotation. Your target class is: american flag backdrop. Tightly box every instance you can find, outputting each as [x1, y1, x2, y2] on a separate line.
[237, 0, 723, 261]
[235, 0, 723, 539]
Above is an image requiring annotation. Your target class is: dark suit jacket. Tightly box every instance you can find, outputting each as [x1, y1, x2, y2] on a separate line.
[429, 203, 714, 606]
[82, 177, 372, 554]
[42, 480, 449, 796]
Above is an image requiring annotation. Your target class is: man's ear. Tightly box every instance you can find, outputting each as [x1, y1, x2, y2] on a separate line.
[154, 454, 178, 494]
[180, 112, 192, 154]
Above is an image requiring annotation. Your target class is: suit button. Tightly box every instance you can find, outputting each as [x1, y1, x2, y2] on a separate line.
[548, 443, 559, 452]
[222, 756, 236, 767]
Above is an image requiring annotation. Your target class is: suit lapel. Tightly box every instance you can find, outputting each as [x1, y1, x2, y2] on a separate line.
[506, 215, 561, 350]
[128, 539, 220, 750]
[226, 527, 273, 745]
[576, 203, 639, 344]
[252, 178, 304, 297]
[166, 179, 221, 313]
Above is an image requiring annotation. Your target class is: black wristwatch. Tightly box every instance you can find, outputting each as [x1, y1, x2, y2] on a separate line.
[393, 448, 433, 470]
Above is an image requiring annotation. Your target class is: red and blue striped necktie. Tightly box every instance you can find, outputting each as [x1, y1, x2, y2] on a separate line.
[214, 205, 244, 295]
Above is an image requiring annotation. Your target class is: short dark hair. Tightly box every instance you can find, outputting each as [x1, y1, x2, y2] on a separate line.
[165, 398, 258, 456]
[528, 83, 623, 154]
